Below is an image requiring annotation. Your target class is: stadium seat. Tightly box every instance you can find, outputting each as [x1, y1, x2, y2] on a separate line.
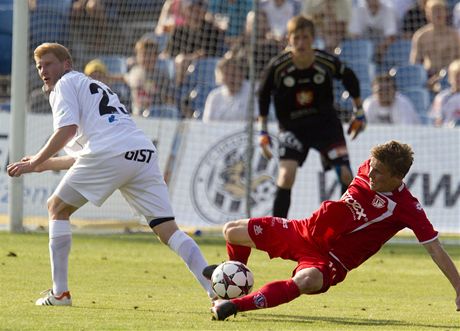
[381, 39, 412, 72]
[0, 7, 13, 34]
[402, 88, 431, 120]
[156, 58, 175, 80]
[389, 64, 427, 91]
[29, 7, 70, 50]
[99, 55, 128, 74]
[347, 61, 375, 86]
[179, 57, 220, 115]
[0, 33, 12, 75]
[335, 39, 374, 64]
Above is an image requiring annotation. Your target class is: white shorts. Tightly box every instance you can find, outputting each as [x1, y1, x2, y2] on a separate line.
[53, 150, 174, 220]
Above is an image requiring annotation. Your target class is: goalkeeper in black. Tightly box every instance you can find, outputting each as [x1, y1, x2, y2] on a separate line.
[258, 15, 366, 218]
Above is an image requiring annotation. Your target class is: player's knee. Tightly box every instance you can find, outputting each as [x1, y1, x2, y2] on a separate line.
[222, 219, 248, 242]
[292, 268, 323, 294]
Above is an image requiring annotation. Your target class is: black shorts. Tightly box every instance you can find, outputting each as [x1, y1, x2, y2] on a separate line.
[278, 118, 350, 169]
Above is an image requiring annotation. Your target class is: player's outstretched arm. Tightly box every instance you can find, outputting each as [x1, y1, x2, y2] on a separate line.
[423, 239, 460, 311]
[7, 125, 77, 177]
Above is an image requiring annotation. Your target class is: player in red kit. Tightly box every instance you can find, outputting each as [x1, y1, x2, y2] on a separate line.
[203, 140, 460, 320]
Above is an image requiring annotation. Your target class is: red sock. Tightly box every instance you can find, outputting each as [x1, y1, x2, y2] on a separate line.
[226, 242, 251, 265]
[231, 279, 300, 312]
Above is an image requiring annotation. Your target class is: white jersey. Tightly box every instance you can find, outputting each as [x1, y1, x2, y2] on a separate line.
[49, 71, 154, 158]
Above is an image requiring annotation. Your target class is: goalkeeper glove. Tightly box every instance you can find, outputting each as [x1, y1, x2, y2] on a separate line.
[259, 130, 273, 160]
[347, 105, 366, 140]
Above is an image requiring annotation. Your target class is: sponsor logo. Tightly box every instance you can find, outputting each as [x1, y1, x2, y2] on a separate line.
[372, 195, 386, 208]
[342, 192, 367, 221]
[191, 132, 278, 224]
[253, 292, 267, 308]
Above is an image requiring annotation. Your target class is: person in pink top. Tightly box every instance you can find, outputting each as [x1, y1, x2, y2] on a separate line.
[205, 140, 460, 320]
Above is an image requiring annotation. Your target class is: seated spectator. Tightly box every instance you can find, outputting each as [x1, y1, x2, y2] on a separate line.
[401, 0, 428, 39]
[84, 59, 110, 83]
[429, 58, 460, 127]
[155, 0, 187, 35]
[261, 0, 298, 41]
[231, 10, 284, 80]
[202, 53, 256, 122]
[163, 0, 226, 85]
[302, 0, 352, 52]
[363, 74, 422, 124]
[348, 0, 398, 63]
[410, 0, 460, 91]
[125, 37, 175, 116]
[208, 0, 253, 48]
[454, 2, 460, 35]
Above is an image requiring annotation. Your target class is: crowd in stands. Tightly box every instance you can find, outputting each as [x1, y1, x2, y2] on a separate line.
[1, 0, 460, 127]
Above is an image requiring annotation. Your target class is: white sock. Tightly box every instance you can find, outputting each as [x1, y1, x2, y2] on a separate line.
[167, 230, 213, 298]
[49, 220, 72, 295]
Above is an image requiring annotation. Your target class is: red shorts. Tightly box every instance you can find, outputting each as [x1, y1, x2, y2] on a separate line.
[248, 217, 347, 293]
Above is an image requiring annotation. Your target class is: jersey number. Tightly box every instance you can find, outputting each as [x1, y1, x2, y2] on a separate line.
[89, 83, 128, 116]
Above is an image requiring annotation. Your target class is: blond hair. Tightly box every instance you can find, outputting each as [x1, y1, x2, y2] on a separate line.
[34, 42, 73, 65]
[371, 141, 414, 178]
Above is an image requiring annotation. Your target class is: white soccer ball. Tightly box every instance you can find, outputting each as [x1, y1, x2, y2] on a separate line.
[211, 261, 254, 299]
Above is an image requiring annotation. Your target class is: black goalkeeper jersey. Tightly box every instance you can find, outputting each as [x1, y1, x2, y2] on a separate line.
[258, 49, 360, 130]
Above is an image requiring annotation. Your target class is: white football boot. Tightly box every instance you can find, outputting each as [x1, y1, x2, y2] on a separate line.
[35, 289, 72, 306]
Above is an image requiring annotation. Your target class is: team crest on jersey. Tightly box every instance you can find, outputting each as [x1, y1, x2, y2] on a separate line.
[313, 73, 325, 84]
[191, 131, 278, 224]
[296, 90, 313, 106]
[372, 195, 386, 208]
[283, 76, 295, 87]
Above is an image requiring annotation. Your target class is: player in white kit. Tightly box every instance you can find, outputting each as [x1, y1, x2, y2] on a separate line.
[7, 42, 214, 306]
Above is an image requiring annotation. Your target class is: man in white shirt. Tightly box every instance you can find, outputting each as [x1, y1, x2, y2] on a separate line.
[430, 59, 460, 127]
[203, 53, 256, 123]
[7, 42, 214, 306]
[348, 0, 398, 63]
[363, 74, 422, 124]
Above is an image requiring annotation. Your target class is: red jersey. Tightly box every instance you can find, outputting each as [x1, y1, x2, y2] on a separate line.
[294, 159, 438, 271]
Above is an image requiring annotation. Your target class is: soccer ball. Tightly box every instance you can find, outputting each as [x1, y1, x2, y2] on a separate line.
[211, 261, 254, 299]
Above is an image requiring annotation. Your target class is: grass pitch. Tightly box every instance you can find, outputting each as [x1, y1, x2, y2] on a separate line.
[0, 232, 458, 331]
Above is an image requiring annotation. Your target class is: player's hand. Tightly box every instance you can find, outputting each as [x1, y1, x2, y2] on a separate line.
[347, 106, 366, 140]
[7, 157, 39, 177]
[259, 131, 273, 160]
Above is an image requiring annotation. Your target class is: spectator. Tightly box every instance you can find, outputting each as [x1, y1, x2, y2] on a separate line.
[163, 0, 226, 86]
[84, 59, 110, 83]
[155, 0, 187, 35]
[429, 58, 460, 127]
[261, 0, 299, 41]
[302, 0, 353, 52]
[401, 0, 428, 39]
[125, 37, 175, 116]
[363, 74, 422, 124]
[202, 53, 255, 122]
[232, 10, 284, 80]
[208, 0, 253, 47]
[453, 2, 460, 35]
[410, 0, 460, 91]
[348, 0, 398, 63]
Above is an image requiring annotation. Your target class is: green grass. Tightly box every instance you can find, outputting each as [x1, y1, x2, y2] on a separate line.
[0, 232, 458, 331]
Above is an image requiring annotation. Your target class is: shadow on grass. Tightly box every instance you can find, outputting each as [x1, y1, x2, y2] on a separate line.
[248, 313, 456, 329]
